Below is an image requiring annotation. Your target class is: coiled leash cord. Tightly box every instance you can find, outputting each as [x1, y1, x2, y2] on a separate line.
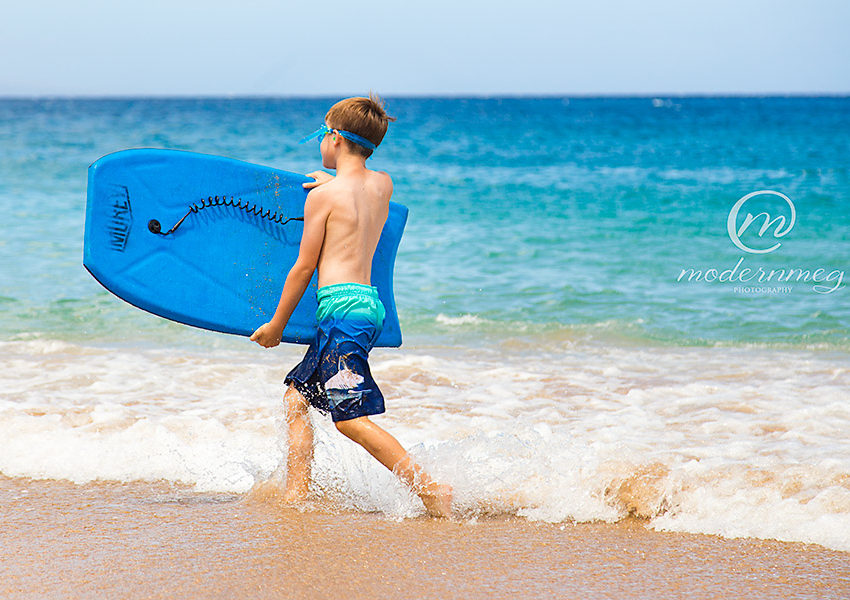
[148, 195, 304, 235]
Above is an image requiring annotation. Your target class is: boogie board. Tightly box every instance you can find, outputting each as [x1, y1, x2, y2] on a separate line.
[83, 149, 407, 346]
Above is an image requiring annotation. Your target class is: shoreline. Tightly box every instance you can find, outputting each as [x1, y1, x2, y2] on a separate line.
[1, 477, 847, 599]
[5, 326, 850, 356]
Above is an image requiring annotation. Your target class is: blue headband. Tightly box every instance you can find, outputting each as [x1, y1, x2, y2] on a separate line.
[299, 124, 377, 151]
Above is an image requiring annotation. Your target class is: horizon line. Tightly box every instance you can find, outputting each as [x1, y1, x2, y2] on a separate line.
[0, 91, 848, 101]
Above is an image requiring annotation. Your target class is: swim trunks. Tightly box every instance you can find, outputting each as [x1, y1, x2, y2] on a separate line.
[284, 283, 387, 422]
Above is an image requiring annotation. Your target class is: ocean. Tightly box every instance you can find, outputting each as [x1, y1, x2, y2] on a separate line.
[0, 96, 848, 554]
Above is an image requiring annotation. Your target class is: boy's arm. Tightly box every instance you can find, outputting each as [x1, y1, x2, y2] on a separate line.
[250, 190, 329, 348]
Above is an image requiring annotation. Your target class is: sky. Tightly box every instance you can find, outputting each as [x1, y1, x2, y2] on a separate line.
[1, 0, 848, 97]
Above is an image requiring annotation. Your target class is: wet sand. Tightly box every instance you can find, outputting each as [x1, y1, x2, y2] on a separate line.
[0, 477, 847, 599]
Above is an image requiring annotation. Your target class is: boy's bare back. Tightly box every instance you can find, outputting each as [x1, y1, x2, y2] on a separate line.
[311, 169, 391, 288]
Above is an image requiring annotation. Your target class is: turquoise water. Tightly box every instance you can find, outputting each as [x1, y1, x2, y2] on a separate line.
[2, 97, 850, 551]
[0, 97, 848, 348]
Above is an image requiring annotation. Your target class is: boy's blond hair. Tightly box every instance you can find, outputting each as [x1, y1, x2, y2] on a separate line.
[325, 93, 396, 158]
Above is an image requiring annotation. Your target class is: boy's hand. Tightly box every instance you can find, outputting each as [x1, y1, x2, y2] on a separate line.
[303, 171, 334, 189]
[250, 322, 283, 348]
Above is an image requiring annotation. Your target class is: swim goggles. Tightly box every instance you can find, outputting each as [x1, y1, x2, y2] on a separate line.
[299, 124, 376, 151]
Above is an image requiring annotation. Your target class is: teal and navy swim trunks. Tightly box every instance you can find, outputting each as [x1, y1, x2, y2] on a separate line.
[284, 283, 387, 422]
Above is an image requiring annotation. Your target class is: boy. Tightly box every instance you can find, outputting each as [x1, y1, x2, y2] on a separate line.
[250, 95, 452, 517]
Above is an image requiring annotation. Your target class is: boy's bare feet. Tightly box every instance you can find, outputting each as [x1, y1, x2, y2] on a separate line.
[419, 483, 454, 518]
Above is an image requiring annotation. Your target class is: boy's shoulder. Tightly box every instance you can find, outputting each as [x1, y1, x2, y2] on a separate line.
[369, 169, 393, 201]
[359, 167, 393, 189]
[309, 169, 392, 202]
[370, 169, 393, 195]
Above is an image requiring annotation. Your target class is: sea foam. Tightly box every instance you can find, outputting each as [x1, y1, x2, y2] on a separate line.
[1, 338, 848, 552]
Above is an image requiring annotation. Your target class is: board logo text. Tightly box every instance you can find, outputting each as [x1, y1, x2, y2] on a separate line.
[107, 185, 132, 252]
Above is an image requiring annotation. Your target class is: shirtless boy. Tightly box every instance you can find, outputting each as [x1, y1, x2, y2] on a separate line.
[250, 94, 452, 517]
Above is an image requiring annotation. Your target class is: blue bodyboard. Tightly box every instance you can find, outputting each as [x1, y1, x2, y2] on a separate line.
[83, 149, 406, 346]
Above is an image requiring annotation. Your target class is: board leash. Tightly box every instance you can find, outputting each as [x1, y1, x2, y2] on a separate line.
[148, 196, 304, 236]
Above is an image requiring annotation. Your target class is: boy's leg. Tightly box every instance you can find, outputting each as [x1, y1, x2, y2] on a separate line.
[334, 416, 453, 517]
[283, 384, 313, 501]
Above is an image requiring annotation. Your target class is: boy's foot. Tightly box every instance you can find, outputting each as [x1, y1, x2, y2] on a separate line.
[246, 478, 308, 505]
[280, 487, 308, 504]
[419, 483, 453, 518]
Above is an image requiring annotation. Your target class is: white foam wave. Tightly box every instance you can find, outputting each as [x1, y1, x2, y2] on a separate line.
[1, 338, 849, 552]
[435, 313, 486, 326]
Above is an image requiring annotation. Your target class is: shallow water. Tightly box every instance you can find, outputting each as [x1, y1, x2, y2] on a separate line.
[1, 336, 848, 551]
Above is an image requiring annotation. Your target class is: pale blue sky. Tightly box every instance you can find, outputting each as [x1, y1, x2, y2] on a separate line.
[2, 0, 848, 96]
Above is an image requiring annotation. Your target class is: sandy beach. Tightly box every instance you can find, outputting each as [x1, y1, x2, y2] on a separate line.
[1, 476, 846, 599]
